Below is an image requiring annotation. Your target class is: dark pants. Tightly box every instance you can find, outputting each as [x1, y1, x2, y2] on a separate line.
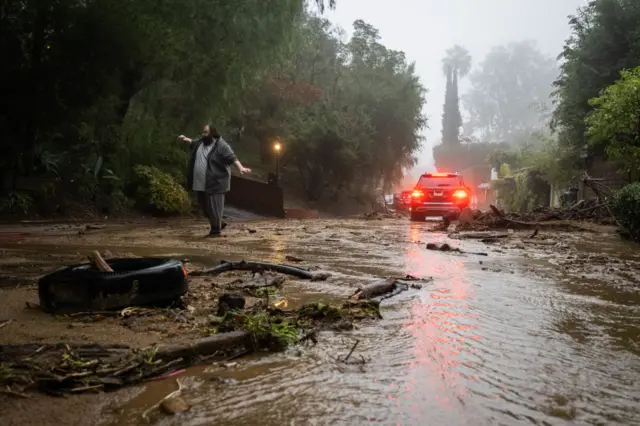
[196, 191, 225, 234]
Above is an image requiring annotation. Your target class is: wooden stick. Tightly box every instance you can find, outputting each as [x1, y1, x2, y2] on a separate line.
[191, 260, 326, 281]
[344, 339, 360, 362]
[88, 251, 113, 272]
[154, 331, 251, 360]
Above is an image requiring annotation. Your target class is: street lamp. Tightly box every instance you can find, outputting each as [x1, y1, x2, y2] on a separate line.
[274, 141, 282, 181]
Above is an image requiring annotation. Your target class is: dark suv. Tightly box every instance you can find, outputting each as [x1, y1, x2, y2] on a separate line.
[409, 173, 471, 221]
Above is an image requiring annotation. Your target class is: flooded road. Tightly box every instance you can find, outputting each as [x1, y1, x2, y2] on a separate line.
[2, 218, 640, 425]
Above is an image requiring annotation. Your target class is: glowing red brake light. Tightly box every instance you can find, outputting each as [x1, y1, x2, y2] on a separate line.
[453, 189, 468, 199]
[411, 190, 424, 198]
[430, 173, 450, 177]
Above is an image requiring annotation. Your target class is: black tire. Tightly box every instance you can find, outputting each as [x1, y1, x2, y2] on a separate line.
[38, 258, 188, 314]
[410, 212, 425, 222]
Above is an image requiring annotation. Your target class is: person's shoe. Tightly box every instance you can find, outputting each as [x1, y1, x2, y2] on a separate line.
[205, 232, 223, 238]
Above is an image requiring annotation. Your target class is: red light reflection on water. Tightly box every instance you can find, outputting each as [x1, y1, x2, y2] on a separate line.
[391, 224, 477, 424]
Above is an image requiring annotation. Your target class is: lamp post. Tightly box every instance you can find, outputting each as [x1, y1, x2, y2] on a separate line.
[274, 141, 282, 182]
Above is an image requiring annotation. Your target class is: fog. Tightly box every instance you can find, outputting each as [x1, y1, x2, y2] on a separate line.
[326, 0, 587, 174]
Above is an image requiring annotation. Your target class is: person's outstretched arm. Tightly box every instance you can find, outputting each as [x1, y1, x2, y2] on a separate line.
[219, 140, 251, 174]
[233, 159, 251, 174]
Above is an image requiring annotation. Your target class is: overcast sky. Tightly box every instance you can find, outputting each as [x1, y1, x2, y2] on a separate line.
[326, 0, 587, 173]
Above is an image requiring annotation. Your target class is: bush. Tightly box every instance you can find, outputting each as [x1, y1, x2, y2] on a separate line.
[611, 183, 640, 242]
[132, 165, 191, 215]
[0, 191, 33, 215]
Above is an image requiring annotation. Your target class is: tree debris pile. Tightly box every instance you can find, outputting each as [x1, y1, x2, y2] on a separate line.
[0, 260, 423, 396]
[0, 343, 172, 396]
[0, 300, 384, 395]
[457, 200, 616, 233]
[496, 198, 615, 223]
[465, 174, 619, 230]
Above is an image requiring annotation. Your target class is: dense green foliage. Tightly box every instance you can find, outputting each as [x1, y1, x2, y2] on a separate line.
[586, 67, 640, 173]
[611, 183, 640, 241]
[132, 165, 191, 215]
[237, 18, 426, 201]
[437, 0, 640, 199]
[552, 0, 640, 152]
[0, 1, 425, 214]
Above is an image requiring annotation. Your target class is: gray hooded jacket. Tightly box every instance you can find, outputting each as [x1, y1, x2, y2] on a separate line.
[186, 137, 237, 194]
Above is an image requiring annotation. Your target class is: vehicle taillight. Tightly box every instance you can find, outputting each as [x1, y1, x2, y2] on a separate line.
[453, 189, 468, 199]
[412, 190, 424, 199]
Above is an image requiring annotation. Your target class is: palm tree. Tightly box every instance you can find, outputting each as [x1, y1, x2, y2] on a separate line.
[441, 45, 471, 146]
[442, 45, 472, 80]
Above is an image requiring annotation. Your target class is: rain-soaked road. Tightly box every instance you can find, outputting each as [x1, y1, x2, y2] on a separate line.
[2, 217, 640, 425]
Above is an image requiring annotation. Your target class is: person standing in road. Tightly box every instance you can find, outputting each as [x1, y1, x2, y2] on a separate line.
[179, 124, 251, 238]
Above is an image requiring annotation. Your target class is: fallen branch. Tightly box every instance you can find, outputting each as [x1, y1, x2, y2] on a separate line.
[351, 278, 398, 300]
[488, 205, 541, 229]
[191, 260, 328, 281]
[426, 243, 488, 256]
[155, 331, 251, 360]
[372, 283, 408, 302]
[342, 339, 359, 362]
[453, 232, 510, 240]
[582, 174, 620, 227]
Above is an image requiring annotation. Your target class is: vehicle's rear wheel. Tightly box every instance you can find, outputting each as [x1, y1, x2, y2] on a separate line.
[410, 212, 425, 222]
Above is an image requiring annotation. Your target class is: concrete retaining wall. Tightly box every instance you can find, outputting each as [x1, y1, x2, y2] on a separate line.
[227, 175, 285, 218]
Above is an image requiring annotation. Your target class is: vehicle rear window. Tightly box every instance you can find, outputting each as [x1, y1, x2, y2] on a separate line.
[417, 176, 462, 188]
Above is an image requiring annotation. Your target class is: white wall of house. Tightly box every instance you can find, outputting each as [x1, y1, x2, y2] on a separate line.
[549, 185, 562, 208]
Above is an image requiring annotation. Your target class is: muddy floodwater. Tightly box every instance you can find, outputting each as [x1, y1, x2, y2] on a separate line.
[1, 218, 639, 425]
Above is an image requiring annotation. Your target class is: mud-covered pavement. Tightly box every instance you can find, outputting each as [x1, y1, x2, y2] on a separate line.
[1, 217, 640, 425]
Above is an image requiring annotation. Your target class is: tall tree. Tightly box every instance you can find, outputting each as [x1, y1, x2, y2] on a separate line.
[463, 41, 557, 142]
[228, 16, 426, 202]
[0, 0, 338, 177]
[586, 66, 640, 173]
[441, 45, 471, 145]
[552, 0, 640, 153]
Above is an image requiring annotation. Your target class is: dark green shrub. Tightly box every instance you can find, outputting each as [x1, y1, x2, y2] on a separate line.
[0, 191, 33, 215]
[132, 165, 191, 215]
[611, 183, 640, 242]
